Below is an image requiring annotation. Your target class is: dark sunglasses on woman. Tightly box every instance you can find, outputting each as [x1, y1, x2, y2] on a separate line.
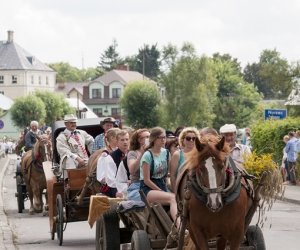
[185, 136, 196, 142]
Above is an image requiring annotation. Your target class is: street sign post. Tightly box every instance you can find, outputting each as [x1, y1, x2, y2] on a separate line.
[264, 109, 287, 120]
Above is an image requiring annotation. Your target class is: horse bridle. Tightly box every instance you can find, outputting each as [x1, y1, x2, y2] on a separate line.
[42, 139, 52, 162]
[195, 156, 235, 195]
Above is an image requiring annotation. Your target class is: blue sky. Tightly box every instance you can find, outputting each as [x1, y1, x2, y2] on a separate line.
[1, 0, 300, 69]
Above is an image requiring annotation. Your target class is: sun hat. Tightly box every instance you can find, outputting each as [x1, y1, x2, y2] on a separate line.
[100, 117, 116, 126]
[219, 124, 237, 133]
[64, 114, 78, 122]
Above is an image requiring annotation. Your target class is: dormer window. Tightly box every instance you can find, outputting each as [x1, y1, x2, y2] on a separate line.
[112, 88, 121, 98]
[0, 75, 3, 84]
[27, 56, 35, 64]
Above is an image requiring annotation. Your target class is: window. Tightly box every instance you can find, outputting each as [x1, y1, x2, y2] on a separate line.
[0, 76, 3, 84]
[31, 76, 34, 84]
[92, 89, 102, 99]
[38, 76, 42, 85]
[12, 75, 17, 84]
[93, 108, 103, 116]
[112, 88, 121, 98]
[111, 108, 121, 115]
[46, 76, 49, 85]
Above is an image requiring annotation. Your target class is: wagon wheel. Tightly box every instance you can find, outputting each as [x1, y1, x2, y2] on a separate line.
[16, 175, 25, 213]
[95, 206, 120, 250]
[246, 225, 266, 250]
[56, 194, 64, 246]
[131, 230, 151, 250]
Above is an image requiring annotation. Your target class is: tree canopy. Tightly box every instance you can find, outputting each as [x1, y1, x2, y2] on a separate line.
[212, 55, 262, 128]
[48, 62, 99, 82]
[161, 43, 218, 128]
[98, 39, 122, 71]
[120, 80, 161, 128]
[10, 91, 74, 128]
[243, 49, 295, 99]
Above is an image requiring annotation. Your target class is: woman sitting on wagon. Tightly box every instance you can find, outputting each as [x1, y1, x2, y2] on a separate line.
[127, 128, 150, 201]
[169, 127, 199, 192]
[140, 127, 179, 227]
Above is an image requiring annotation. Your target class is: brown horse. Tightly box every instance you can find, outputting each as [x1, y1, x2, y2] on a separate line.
[176, 134, 252, 250]
[21, 134, 52, 214]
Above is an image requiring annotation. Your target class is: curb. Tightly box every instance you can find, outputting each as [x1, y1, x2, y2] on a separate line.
[0, 156, 16, 250]
[280, 197, 300, 205]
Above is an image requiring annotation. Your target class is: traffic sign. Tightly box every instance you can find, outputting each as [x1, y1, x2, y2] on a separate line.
[264, 109, 287, 120]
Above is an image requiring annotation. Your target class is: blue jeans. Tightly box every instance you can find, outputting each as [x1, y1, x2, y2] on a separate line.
[127, 182, 141, 201]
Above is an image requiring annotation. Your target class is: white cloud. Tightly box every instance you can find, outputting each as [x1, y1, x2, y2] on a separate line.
[1, 0, 300, 69]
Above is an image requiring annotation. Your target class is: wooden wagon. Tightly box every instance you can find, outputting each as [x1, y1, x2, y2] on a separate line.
[43, 117, 106, 246]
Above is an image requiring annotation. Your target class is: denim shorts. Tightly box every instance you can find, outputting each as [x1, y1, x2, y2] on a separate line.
[140, 178, 168, 197]
[127, 182, 141, 201]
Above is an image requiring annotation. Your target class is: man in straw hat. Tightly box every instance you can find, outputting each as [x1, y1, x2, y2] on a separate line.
[56, 114, 94, 170]
[219, 123, 251, 171]
[92, 117, 117, 152]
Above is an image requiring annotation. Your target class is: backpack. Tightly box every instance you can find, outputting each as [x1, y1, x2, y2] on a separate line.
[147, 149, 170, 179]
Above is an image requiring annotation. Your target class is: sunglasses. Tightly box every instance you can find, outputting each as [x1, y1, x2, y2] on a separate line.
[185, 136, 196, 142]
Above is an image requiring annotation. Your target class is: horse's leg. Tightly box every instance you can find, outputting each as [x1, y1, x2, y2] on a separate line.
[216, 237, 227, 250]
[27, 185, 35, 215]
[32, 181, 43, 213]
[189, 226, 209, 250]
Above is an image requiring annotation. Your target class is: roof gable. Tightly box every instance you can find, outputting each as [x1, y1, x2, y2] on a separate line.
[92, 70, 147, 86]
[0, 41, 53, 71]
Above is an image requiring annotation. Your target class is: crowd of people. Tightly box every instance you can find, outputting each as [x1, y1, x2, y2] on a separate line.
[51, 114, 255, 227]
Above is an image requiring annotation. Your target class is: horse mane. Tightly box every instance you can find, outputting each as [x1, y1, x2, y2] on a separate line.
[186, 133, 230, 170]
[33, 134, 50, 160]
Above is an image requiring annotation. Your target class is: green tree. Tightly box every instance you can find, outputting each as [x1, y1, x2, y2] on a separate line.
[161, 43, 218, 128]
[243, 49, 294, 99]
[98, 39, 122, 71]
[212, 56, 262, 129]
[120, 81, 161, 128]
[10, 95, 46, 128]
[48, 62, 82, 82]
[34, 90, 74, 125]
[134, 44, 161, 79]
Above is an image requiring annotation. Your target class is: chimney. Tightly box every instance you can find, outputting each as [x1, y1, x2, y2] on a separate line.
[116, 64, 129, 71]
[7, 30, 14, 43]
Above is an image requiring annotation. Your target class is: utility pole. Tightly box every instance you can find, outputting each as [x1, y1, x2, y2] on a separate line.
[142, 45, 145, 80]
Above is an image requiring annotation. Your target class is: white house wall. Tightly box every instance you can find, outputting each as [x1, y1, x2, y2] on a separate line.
[0, 69, 55, 99]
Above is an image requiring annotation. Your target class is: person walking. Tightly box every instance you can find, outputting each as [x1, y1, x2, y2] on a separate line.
[285, 131, 298, 185]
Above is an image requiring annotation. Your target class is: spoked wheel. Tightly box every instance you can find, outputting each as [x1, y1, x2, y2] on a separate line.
[95, 206, 120, 250]
[16, 175, 25, 213]
[131, 230, 151, 250]
[56, 194, 64, 246]
[246, 225, 266, 250]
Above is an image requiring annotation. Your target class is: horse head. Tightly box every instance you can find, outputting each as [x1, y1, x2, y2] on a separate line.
[188, 134, 231, 212]
[35, 134, 53, 162]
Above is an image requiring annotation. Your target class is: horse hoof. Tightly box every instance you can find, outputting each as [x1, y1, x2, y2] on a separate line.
[29, 209, 34, 215]
[43, 211, 49, 217]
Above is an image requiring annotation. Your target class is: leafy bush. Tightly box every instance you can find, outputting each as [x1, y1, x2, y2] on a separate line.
[251, 117, 300, 164]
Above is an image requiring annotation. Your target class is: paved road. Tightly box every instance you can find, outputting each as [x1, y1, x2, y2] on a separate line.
[1, 154, 300, 249]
